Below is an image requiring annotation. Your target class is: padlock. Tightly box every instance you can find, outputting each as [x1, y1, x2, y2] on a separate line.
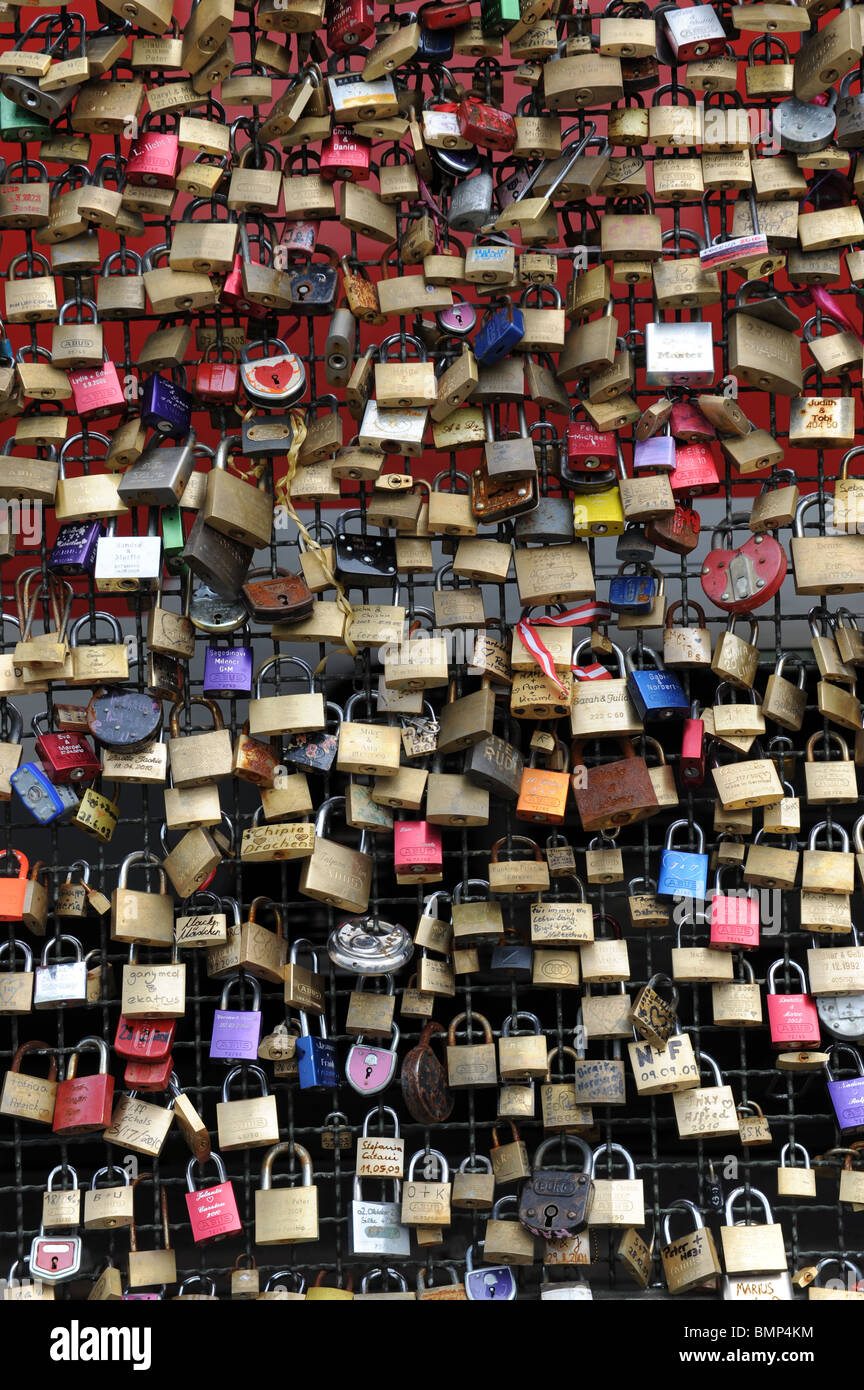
[111, 852, 174, 947]
[767, 959, 821, 1050]
[709, 865, 761, 950]
[658, 819, 708, 901]
[185, 1153, 242, 1245]
[624, 646, 689, 721]
[346, 1023, 400, 1096]
[85, 1165, 134, 1232]
[571, 738, 657, 832]
[121, 941, 185, 1022]
[0, 1039, 59, 1126]
[630, 973, 679, 1049]
[210, 975, 262, 1062]
[824, 1044, 864, 1135]
[33, 935, 87, 1010]
[672, 1050, 739, 1140]
[0, 938, 34, 1015]
[518, 1134, 594, 1239]
[216, 1064, 279, 1151]
[53, 1037, 114, 1135]
[661, 1200, 721, 1295]
[720, 1187, 791, 1300]
[401, 1148, 451, 1226]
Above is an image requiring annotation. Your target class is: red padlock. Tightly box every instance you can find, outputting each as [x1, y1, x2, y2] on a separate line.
[420, 0, 473, 25]
[669, 441, 720, 497]
[0, 848, 30, 920]
[320, 126, 371, 182]
[67, 355, 126, 420]
[32, 716, 100, 784]
[669, 400, 716, 441]
[185, 1154, 242, 1244]
[326, 0, 375, 50]
[394, 820, 443, 877]
[709, 867, 760, 950]
[563, 420, 619, 472]
[766, 960, 821, 1050]
[52, 1037, 114, 1135]
[679, 703, 706, 786]
[457, 95, 516, 152]
[701, 520, 787, 613]
[125, 117, 180, 188]
[114, 1017, 176, 1060]
[124, 1052, 174, 1091]
[195, 345, 240, 404]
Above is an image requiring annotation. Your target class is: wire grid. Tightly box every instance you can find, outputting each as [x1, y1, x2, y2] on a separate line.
[0, 4, 863, 1298]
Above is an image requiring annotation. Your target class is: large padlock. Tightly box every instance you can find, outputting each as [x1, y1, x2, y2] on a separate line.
[518, 1135, 594, 1239]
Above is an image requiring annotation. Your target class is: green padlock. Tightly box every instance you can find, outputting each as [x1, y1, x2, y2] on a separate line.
[0, 94, 50, 143]
[161, 508, 186, 573]
[480, 0, 521, 35]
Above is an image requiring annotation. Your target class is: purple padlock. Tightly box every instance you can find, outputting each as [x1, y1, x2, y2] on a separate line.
[49, 520, 101, 575]
[826, 1045, 864, 1135]
[202, 636, 254, 700]
[140, 371, 192, 440]
[633, 429, 675, 474]
[209, 975, 262, 1062]
[346, 1025, 399, 1095]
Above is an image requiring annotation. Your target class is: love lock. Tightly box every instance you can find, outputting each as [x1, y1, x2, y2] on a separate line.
[327, 914, 413, 974]
[346, 1023, 400, 1095]
[518, 1135, 594, 1239]
[701, 516, 787, 613]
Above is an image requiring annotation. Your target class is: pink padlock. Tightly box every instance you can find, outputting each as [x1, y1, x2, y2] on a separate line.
[67, 354, 125, 420]
[394, 820, 443, 878]
[709, 867, 760, 950]
[184, 1154, 242, 1244]
[346, 1024, 400, 1094]
[766, 960, 821, 1050]
[126, 117, 180, 188]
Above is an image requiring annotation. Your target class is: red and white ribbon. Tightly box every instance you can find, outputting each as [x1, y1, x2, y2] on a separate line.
[515, 602, 613, 695]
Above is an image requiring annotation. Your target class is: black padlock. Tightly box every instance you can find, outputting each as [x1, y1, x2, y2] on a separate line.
[85, 689, 163, 753]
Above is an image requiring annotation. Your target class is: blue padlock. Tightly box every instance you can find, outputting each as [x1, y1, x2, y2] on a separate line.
[625, 647, 689, 720]
[464, 1241, 517, 1300]
[609, 564, 658, 614]
[11, 762, 79, 825]
[474, 299, 525, 365]
[296, 1008, 340, 1090]
[657, 819, 708, 901]
[415, 23, 454, 61]
[140, 370, 192, 440]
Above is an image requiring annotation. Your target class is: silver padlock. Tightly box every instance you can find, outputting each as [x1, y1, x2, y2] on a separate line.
[772, 89, 837, 156]
[645, 307, 715, 389]
[350, 1175, 410, 1258]
[663, 4, 727, 61]
[117, 430, 197, 507]
[33, 934, 88, 1010]
[448, 157, 494, 233]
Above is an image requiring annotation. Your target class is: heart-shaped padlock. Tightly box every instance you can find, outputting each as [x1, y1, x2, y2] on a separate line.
[701, 518, 787, 613]
[346, 1025, 400, 1094]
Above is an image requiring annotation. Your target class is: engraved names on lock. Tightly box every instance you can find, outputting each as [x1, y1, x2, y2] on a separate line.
[357, 1136, 405, 1178]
